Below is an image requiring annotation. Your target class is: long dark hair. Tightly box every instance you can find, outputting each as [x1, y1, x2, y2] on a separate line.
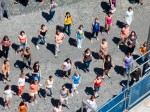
[4, 59, 9, 64]
[65, 12, 71, 18]
[19, 101, 25, 106]
[130, 31, 137, 38]
[105, 54, 112, 62]
[3, 35, 9, 41]
[65, 58, 72, 64]
[20, 31, 25, 35]
[33, 61, 40, 68]
[4, 85, 10, 90]
[84, 48, 91, 54]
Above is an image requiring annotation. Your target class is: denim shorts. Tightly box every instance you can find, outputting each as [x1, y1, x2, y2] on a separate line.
[94, 86, 100, 92]
[20, 43, 26, 47]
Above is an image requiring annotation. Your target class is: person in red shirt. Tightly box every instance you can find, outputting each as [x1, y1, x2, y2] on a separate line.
[92, 76, 102, 97]
[16, 31, 27, 54]
[29, 80, 39, 105]
[0, 35, 12, 59]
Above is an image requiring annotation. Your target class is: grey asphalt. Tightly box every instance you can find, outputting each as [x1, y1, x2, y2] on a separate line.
[0, 0, 150, 112]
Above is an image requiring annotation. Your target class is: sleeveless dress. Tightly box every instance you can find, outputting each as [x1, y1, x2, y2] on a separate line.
[125, 10, 133, 25]
[93, 22, 100, 33]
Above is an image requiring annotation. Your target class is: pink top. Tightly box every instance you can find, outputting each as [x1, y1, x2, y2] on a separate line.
[106, 17, 112, 25]
[18, 35, 27, 43]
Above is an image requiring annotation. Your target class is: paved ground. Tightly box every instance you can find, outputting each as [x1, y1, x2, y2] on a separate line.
[130, 96, 150, 112]
[0, 0, 150, 112]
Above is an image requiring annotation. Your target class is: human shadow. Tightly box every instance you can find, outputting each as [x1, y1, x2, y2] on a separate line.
[17, 0, 29, 6]
[55, 69, 63, 77]
[114, 65, 124, 76]
[25, 73, 33, 83]
[0, 73, 3, 81]
[38, 88, 46, 98]
[128, 0, 138, 4]
[85, 87, 94, 95]
[3, 10, 9, 19]
[46, 43, 55, 55]
[92, 51, 99, 60]
[56, 25, 64, 32]
[84, 31, 91, 40]
[112, 37, 120, 45]
[11, 43, 19, 51]
[74, 61, 85, 72]
[51, 99, 60, 107]
[132, 54, 141, 65]
[14, 60, 24, 73]
[68, 38, 76, 47]
[31, 37, 38, 46]
[0, 97, 4, 107]
[120, 80, 128, 86]
[116, 20, 125, 29]
[11, 85, 18, 94]
[100, 26, 104, 32]
[94, 68, 103, 76]
[76, 108, 87, 112]
[42, 11, 55, 22]
[64, 83, 72, 93]
[22, 93, 30, 102]
[119, 45, 128, 54]
[101, 1, 110, 13]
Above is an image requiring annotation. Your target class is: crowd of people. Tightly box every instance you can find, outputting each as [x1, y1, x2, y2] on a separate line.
[0, 0, 148, 112]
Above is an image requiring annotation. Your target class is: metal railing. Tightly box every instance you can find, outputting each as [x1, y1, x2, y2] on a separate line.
[94, 50, 150, 112]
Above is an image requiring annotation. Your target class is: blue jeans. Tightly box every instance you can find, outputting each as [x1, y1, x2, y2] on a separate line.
[124, 67, 130, 75]
[32, 73, 41, 82]
[64, 24, 71, 36]
[94, 86, 100, 92]
[36, 35, 46, 45]
[140, 55, 146, 65]
[84, 61, 91, 69]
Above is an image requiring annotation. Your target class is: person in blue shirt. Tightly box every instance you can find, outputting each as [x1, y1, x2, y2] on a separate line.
[91, 18, 100, 43]
[76, 25, 85, 48]
[71, 71, 81, 96]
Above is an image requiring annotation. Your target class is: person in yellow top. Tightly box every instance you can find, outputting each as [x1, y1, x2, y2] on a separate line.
[140, 41, 147, 64]
[64, 12, 73, 37]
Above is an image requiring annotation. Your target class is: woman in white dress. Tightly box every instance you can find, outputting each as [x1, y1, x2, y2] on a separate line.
[125, 7, 133, 26]
[3, 85, 16, 109]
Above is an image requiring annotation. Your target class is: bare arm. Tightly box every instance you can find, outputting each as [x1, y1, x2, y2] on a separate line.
[38, 29, 43, 37]
[92, 80, 96, 89]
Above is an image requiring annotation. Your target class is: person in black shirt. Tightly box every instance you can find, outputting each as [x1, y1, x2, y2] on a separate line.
[129, 67, 141, 86]
[102, 54, 114, 78]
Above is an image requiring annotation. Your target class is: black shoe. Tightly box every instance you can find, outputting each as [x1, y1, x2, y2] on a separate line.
[86, 68, 89, 72]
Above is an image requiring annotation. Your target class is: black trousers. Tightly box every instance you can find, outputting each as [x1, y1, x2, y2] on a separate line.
[2, 48, 9, 58]
[62, 69, 71, 77]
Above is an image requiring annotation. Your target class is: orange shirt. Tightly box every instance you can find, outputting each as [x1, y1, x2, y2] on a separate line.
[140, 47, 147, 55]
[2, 64, 10, 74]
[19, 104, 27, 112]
[29, 84, 38, 93]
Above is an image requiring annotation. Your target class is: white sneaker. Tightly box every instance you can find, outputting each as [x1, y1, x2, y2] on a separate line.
[36, 46, 39, 49]
[34, 100, 38, 104]
[75, 91, 79, 94]
[38, 83, 42, 86]
[45, 43, 47, 46]
[71, 93, 73, 96]
[31, 102, 34, 106]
